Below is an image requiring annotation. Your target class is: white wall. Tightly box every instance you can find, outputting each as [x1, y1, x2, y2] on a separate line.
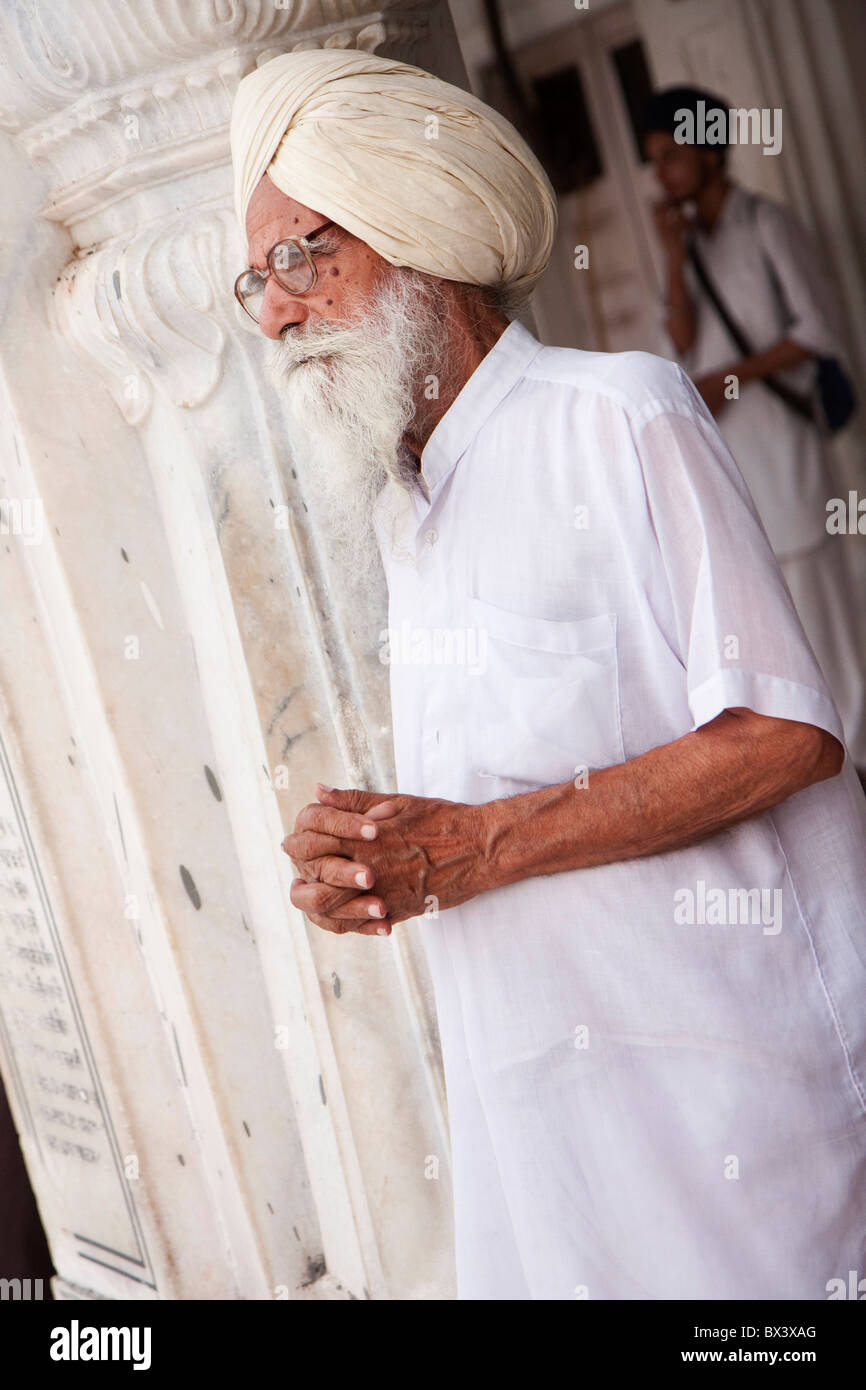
[0, 0, 465, 1301]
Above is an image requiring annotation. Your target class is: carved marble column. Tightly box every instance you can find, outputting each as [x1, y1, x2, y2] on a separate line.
[0, 0, 466, 1300]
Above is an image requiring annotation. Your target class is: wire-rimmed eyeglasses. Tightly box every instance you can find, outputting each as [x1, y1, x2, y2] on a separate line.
[234, 219, 336, 322]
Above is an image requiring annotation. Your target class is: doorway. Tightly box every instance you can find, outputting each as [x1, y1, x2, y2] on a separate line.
[479, 1, 663, 353]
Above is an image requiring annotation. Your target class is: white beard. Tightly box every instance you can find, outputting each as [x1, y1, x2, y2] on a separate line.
[264, 265, 454, 588]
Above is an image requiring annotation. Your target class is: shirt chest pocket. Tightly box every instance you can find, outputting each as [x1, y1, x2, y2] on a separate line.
[463, 596, 625, 789]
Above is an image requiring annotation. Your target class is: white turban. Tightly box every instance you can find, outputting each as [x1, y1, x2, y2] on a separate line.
[230, 48, 557, 299]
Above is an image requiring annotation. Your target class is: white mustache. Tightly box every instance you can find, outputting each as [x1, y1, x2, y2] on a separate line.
[266, 312, 372, 377]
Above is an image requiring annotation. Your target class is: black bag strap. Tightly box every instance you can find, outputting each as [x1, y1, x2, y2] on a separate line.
[687, 234, 815, 424]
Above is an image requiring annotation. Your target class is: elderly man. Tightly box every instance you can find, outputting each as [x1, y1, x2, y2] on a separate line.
[231, 50, 866, 1301]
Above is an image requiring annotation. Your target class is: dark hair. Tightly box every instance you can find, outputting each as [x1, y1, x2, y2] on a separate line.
[642, 85, 731, 165]
[450, 279, 531, 319]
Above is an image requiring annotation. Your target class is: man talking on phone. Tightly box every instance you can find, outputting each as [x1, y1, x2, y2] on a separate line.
[645, 85, 865, 775]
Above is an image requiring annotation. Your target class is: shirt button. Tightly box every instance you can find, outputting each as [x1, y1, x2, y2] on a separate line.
[424, 528, 438, 547]
[435, 728, 441, 744]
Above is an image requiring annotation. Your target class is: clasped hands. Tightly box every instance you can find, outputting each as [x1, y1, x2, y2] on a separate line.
[281, 784, 489, 936]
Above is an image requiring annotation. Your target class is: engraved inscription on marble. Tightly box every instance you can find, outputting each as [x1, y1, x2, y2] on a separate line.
[0, 732, 156, 1290]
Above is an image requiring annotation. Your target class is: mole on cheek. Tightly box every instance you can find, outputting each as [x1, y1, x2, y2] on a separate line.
[293, 216, 299, 223]
[330, 266, 339, 276]
[326, 299, 333, 306]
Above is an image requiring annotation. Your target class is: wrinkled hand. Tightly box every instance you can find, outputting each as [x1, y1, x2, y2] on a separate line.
[282, 786, 399, 936]
[282, 784, 488, 936]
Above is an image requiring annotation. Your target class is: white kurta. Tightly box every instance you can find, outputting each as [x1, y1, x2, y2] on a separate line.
[658, 183, 866, 762]
[372, 319, 866, 1300]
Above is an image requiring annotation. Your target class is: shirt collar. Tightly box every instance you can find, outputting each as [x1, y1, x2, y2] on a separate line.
[418, 318, 545, 496]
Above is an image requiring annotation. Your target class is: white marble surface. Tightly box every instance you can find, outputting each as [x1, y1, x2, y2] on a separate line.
[0, 0, 464, 1299]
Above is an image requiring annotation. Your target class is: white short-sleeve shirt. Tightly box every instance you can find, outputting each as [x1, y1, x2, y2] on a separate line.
[373, 319, 866, 1300]
[657, 185, 844, 559]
